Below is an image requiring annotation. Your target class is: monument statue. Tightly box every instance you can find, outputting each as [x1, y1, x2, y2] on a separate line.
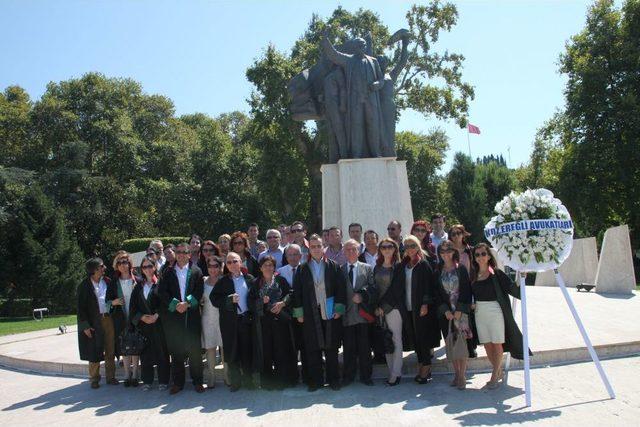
[288, 29, 411, 163]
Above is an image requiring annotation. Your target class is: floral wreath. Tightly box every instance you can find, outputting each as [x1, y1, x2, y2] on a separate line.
[484, 188, 574, 272]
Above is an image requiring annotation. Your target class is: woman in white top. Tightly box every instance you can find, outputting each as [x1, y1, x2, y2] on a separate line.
[201, 255, 226, 388]
[108, 251, 141, 387]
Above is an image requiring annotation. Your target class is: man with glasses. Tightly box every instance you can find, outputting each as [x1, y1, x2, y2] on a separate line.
[258, 229, 285, 268]
[147, 239, 165, 270]
[289, 221, 310, 262]
[277, 244, 308, 384]
[293, 234, 347, 391]
[341, 239, 375, 386]
[158, 242, 205, 394]
[210, 252, 258, 392]
[77, 258, 118, 388]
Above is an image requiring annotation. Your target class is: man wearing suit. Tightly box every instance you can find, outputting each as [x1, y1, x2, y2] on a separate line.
[341, 239, 376, 386]
[277, 243, 307, 384]
[293, 234, 346, 392]
[157, 242, 205, 394]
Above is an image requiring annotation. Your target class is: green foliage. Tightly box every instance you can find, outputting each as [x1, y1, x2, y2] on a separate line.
[0, 174, 84, 313]
[121, 237, 191, 254]
[396, 130, 449, 220]
[517, 0, 640, 245]
[0, 315, 77, 336]
[446, 153, 487, 244]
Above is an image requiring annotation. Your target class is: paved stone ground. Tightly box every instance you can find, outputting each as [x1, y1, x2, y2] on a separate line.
[0, 356, 638, 426]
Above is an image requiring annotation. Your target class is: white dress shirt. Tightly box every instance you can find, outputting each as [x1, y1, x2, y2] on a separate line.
[232, 274, 249, 314]
[175, 264, 189, 301]
[91, 278, 108, 314]
[277, 264, 299, 288]
[363, 250, 377, 267]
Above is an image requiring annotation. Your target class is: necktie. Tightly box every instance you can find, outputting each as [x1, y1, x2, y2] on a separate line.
[349, 264, 355, 288]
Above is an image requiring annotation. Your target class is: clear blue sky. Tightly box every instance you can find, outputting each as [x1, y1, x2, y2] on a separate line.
[0, 0, 595, 171]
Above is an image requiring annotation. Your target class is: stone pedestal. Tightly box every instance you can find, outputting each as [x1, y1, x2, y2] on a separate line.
[595, 225, 636, 294]
[321, 157, 414, 239]
[535, 237, 599, 287]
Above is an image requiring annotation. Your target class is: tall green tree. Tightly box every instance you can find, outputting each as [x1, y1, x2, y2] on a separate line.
[446, 153, 487, 243]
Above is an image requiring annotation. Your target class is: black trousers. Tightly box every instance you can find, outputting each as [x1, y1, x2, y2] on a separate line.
[306, 319, 340, 387]
[342, 323, 372, 382]
[170, 346, 203, 387]
[141, 346, 169, 385]
[408, 313, 433, 366]
[293, 320, 308, 383]
[228, 316, 253, 388]
[261, 314, 297, 388]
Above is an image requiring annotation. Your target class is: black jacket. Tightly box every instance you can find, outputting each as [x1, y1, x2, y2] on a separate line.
[157, 263, 204, 354]
[77, 277, 109, 363]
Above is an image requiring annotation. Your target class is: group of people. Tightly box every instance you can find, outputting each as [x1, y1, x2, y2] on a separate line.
[77, 215, 529, 394]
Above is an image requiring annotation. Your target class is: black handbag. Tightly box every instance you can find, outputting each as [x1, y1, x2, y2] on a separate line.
[119, 327, 147, 356]
[373, 316, 395, 355]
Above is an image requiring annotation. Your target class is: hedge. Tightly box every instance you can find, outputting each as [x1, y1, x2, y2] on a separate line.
[121, 237, 191, 254]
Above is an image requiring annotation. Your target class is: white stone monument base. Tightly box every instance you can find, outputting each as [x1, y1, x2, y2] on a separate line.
[321, 157, 414, 239]
[595, 224, 636, 294]
[535, 237, 599, 287]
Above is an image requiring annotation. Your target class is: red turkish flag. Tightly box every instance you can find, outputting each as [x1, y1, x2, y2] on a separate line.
[467, 123, 481, 134]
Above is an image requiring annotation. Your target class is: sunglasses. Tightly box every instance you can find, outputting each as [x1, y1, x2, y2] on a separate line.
[266, 236, 279, 240]
[450, 231, 462, 237]
[413, 228, 427, 233]
[387, 227, 397, 231]
[141, 264, 155, 270]
[176, 250, 190, 255]
[291, 229, 303, 233]
[116, 260, 129, 265]
[208, 264, 221, 269]
[404, 243, 419, 249]
[232, 241, 244, 245]
[226, 259, 240, 264]
[474, 252, 488, 258]
[202, 248, 215, 253]
[380, 244, 394, 250]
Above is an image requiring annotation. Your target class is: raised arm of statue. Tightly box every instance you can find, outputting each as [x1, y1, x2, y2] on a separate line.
[390, 39, 409, 83]
[321, 36, 351, 67]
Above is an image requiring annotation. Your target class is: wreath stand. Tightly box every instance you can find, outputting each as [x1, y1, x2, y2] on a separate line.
[503, 269, 616, 407]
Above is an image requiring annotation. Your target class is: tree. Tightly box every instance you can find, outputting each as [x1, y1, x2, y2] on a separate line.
[395, 129, 449, 220]
[0, 172, 84, 313]
[519, 0, 640, 243]
[446, 153, 486, 243]
[246, 3, 474, 230]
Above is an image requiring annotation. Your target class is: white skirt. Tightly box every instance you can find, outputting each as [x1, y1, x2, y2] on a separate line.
[475, 301, 505, 344]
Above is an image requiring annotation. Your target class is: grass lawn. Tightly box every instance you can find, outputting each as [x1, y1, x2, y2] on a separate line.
[0, 315, 76, 337]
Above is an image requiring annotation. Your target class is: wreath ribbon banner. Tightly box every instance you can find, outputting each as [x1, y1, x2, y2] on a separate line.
[484, 219, 574, 238]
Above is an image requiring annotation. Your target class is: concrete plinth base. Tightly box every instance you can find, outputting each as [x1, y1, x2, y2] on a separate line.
[321, 157, 414, 238]
[535, 237, 599, 287]
[596, 224, 636, 294]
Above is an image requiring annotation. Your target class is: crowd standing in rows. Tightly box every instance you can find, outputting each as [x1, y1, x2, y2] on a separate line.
[77, 215, 530, 394]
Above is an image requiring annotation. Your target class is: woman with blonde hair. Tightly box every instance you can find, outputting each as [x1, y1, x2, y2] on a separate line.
[108, 250, 142, 386]
[397, 235, 441, 384]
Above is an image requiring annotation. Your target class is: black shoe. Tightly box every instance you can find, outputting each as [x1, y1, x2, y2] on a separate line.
[329, 382, 341, 391]
[361, 379, 374, 386]
[386, 377, 401, 387]
[415, 373, 432, 384]
[307, 384, 320, 392]
[342, 378, 354, 387]
[469, 349, 478, 359]
[131, 379, 139, 387]
[90, 382, 100, 389]
[124, 379, 131, 387]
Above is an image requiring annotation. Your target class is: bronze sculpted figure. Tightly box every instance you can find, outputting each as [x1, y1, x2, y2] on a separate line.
[288, 29, 411, 163]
